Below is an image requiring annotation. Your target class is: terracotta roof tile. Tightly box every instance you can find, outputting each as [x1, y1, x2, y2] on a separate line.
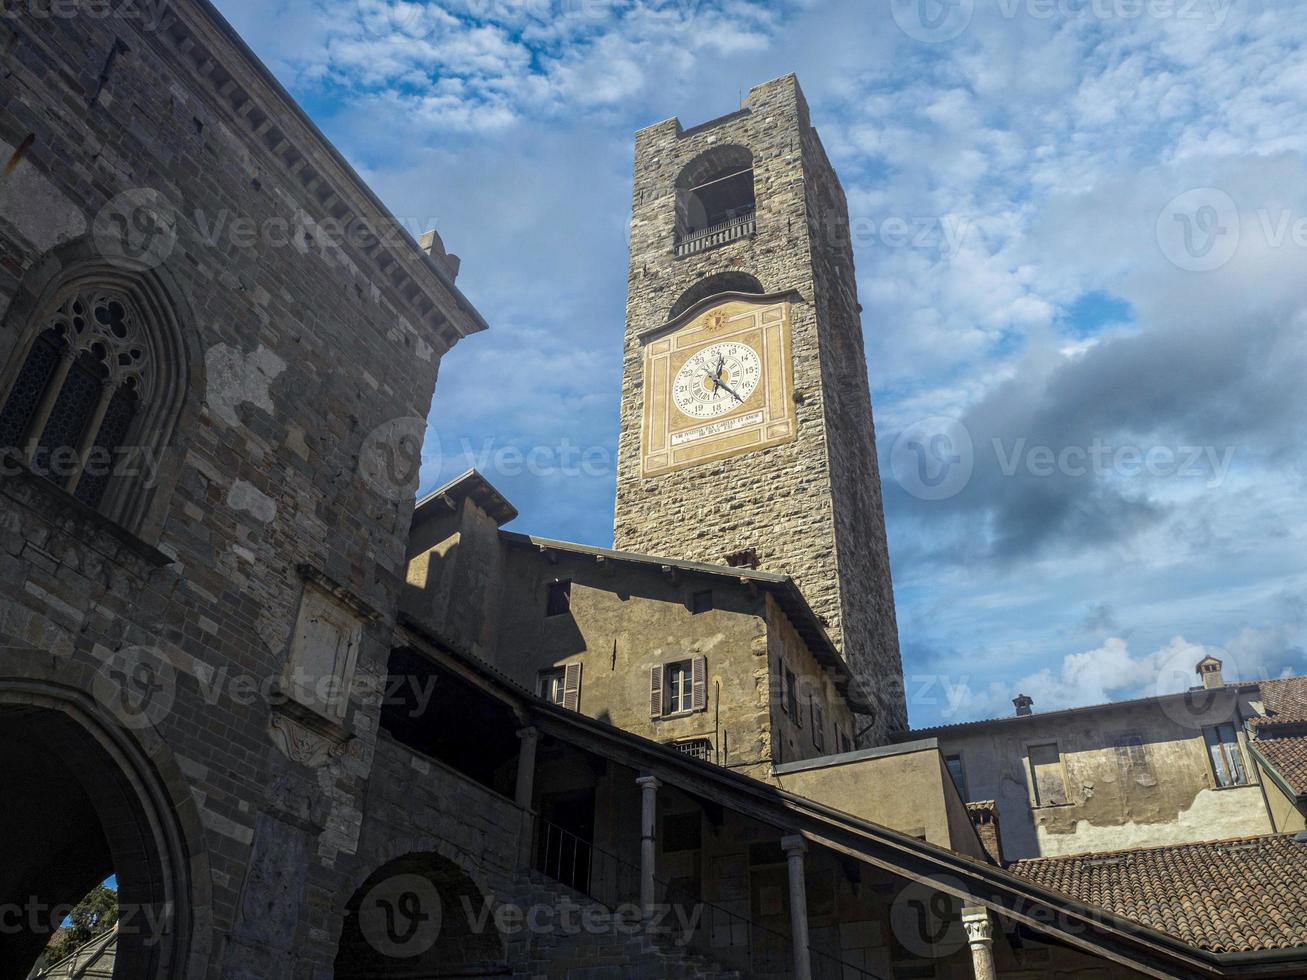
[1255, 736, 1307, 796]
[1010, 834, 1307, 953]
[1250, 676, 1307, 729]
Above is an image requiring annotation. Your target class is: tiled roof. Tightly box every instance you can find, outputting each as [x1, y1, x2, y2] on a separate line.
[1010, 834, 1307, 953]
[1250, 676, 1307, 729]
[1253, 736, 1307, 797]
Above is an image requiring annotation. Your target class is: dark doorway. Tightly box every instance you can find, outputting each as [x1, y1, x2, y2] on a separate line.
[0, 705, 178, 979]
[335, 851, 507, 979]
[535, 790, 596, 895]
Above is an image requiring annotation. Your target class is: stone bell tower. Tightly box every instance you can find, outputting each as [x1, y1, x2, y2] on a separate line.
[612, 74, 906, 741]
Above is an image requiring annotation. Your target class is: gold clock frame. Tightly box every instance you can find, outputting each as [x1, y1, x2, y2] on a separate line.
[639, 292, 798, 478]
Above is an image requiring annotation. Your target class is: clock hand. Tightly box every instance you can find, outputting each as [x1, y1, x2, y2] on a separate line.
[705, 372, 745, 404]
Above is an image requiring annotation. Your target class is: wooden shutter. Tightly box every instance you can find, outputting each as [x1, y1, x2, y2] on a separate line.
[562, 662, 582, 712]
[650, 665, 664, 719]
[691, 656, 707, 712]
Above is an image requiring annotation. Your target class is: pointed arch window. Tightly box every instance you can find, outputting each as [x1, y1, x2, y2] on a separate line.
[0, 288, 153, 511]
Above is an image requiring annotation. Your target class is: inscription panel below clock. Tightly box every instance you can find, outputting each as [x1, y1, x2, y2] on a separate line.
[641, 297, 797, 477]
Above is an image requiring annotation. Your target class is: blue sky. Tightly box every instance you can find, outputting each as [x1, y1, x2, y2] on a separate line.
[216, 0, 1307, 726]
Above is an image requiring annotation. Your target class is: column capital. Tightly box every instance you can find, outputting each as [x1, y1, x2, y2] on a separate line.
[636, 774, 662, 791]
[517, 725, 539, 742]
[961, 905, 993, 945]
[780, 834, 807, 857]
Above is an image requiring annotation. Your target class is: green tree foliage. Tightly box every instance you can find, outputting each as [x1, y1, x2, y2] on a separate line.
[43, 884, 118, 967]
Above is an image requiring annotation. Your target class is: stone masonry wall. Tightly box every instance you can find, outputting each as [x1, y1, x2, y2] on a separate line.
[612, 74, 905, 742]
[0, 4, 479, 977]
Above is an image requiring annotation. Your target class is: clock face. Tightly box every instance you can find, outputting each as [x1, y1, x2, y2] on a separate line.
[671, 341, 763, 419]
[639, 297, 796, 477]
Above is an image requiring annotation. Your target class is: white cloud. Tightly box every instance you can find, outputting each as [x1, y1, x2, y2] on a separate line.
[210, 0, 1307, 725]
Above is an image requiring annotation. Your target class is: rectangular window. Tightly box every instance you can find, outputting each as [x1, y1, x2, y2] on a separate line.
[1204, 723, 1248, 787]
[945, 754, 968, 800]
[546, 579, 571, 617]
[811, 698, 824, 750]
[691, 590, 713, 614]
[1028, 743, 1068, 806]
[538, 668, 566, 706]
[538, 664, 581, 710]
[666, 660, 692, 714]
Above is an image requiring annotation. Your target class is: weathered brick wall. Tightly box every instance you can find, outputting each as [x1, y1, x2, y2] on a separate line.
[612, 74, 906, 742]
[0, 3, 481, 977]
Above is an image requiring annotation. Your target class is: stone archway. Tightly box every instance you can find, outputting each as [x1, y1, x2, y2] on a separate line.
[335, 850, 508, 979]
[0, 682, 203, 980]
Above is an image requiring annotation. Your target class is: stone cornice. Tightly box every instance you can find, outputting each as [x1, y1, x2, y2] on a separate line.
[146, 0, 488, 351]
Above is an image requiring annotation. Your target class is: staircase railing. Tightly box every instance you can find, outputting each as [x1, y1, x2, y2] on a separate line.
[532, 817, 887, 980]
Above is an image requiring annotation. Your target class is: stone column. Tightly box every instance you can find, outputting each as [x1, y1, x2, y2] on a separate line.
[515, 726, 539, 808]
[781, 834, 813, 980]
[961, 906, 997, 980]
[636, 774, 661, 919]
[515, 727, 539, 867]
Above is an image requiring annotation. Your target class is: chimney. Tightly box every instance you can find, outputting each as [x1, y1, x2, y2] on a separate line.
[419, 229, 462, 283]
[967, 801, 1005, 866]
[1013, 694, 1034, 717]
[1196, 655, 1225, 690]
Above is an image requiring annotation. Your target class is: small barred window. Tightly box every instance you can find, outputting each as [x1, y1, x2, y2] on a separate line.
[670, 738, 713, 763]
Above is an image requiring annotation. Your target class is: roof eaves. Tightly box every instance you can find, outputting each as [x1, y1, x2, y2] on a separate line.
[415, 469, 518, 526]
[392, 614, 1305, 976]
[1247, 740, 1307, 802]
[903, 684, 1264, 738]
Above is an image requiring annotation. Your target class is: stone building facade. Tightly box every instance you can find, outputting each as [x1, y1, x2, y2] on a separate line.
[612, 75, 905, 743]
[405, 469, 866, 781]
[4, 2, 1307, 976]
[0, 1, 483, 976]
[909, 668, 1307, 861]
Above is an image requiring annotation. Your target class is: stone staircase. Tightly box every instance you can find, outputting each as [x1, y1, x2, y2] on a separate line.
[504, 869, 744, 980]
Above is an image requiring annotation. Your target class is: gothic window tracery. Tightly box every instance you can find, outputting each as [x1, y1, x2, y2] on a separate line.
[0, 288, 154, 510]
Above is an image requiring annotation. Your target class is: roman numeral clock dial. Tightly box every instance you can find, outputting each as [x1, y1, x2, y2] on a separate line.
[639, 297, 798, 477]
